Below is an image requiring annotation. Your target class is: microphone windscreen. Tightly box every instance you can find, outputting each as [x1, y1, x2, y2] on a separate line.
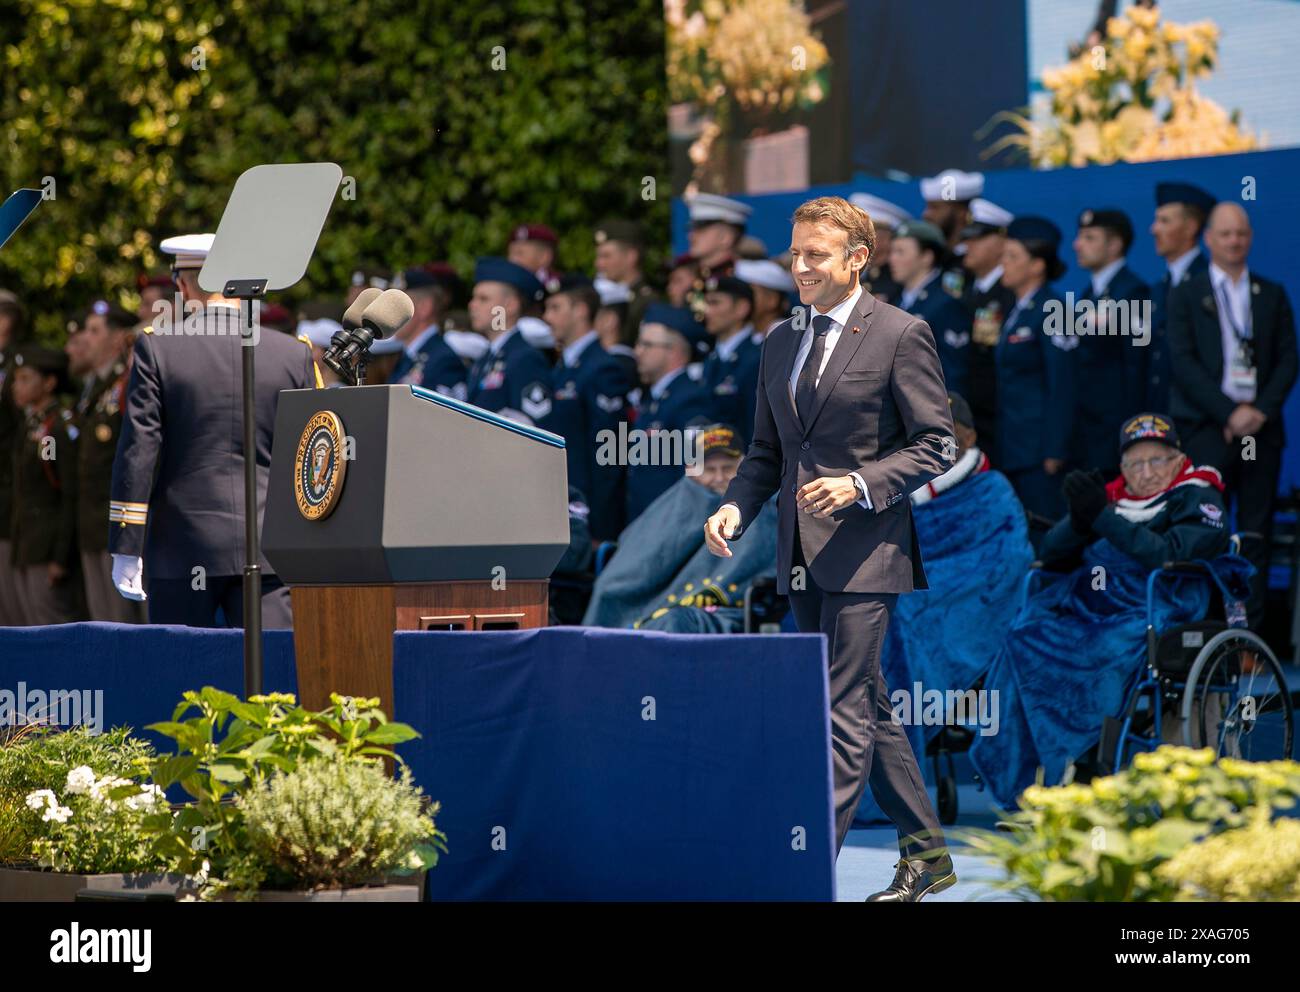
[342, 287, 383, 330]
[361, 288, 415, 340]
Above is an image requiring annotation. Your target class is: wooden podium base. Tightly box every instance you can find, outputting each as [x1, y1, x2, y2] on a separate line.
[290, 580, 549, 714]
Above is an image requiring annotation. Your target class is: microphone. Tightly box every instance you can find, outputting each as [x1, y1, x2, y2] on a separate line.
[342, 287, 383, 331]
[324, 288, 415, 381]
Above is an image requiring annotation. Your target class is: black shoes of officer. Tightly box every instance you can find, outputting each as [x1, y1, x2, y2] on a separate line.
[866, 853, 956, 902]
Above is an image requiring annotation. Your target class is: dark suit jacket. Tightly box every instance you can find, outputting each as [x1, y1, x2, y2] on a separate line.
[1167, 270, 1297, 444]
[721, 290, 954, 595]
[109, 312, 315, 578]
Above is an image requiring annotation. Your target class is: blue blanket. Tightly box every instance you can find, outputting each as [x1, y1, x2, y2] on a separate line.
[856, 470, 1031, 825]
[583, 476, 776, 631]
[969, 543, 1251, 808]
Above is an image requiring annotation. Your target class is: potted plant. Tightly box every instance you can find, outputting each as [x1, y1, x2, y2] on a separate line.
[143, 688, 446, 901]
[0, 725, 182, 901]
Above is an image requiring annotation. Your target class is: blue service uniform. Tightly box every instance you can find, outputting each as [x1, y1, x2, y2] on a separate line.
[466, 328, 556, 428]
[1147, 250, 1209, 412]
[701, 330, 761, 444]
[108, 312, 316, 626]
[625, 368, 715, 523]
[549, 334, 634, 541]
[902, 275, 971, 397]
[1069, 264, 1153, 475]
[995, 284, 1077, 521]
[391, 324, 468, 398]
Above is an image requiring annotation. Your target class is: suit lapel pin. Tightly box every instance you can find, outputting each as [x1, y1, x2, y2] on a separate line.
[851, 325, 860, 334]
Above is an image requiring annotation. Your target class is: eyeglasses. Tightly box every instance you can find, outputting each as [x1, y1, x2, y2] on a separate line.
[1120, 453, 1181, 474]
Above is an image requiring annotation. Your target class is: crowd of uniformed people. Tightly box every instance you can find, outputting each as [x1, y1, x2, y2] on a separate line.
[0, 167, 1293, 631]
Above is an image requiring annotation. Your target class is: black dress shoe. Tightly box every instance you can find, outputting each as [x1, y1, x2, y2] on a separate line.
[865, 854, 956, 902]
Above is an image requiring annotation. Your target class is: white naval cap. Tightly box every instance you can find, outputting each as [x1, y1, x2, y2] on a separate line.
[296, 318, 344, 349]
[848, 193, 911, 231]
[919, 169, 984, 203]
[735, 258, 795, 294]
[968, 198, 1014, 228]
[159, 233, 216, 270]
[686, 192, 753, 226]
[593, 275, 632, 305]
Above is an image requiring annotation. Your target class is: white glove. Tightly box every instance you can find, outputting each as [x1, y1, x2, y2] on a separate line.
[111, 554, 147, 602]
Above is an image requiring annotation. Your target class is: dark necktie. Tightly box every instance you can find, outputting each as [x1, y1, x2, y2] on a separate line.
[795, 314, 833, 424]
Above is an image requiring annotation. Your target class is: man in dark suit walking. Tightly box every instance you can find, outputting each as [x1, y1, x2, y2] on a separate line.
[1168, 202, 1297, 629]
[704, 196, 957, 901]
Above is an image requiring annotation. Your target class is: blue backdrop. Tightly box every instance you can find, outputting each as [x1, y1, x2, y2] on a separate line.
[0, 624, 836, 901]
[674, 147, 1300, 490]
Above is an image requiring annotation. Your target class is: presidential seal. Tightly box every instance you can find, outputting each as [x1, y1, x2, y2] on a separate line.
[294, 410, 348, 520]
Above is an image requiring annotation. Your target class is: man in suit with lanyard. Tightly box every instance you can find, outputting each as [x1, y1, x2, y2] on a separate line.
[704, 196, 957, 901]
[1167, 202, 1297, 629]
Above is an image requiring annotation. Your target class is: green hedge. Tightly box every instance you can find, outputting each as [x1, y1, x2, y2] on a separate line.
[0, 0, 669, 340]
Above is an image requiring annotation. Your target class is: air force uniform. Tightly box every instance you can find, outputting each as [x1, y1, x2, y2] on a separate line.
[550, 329, 633, 540]
[466, 258, 556, 426]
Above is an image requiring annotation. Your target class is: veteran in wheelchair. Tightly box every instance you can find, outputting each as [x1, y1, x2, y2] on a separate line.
[970, 412, 1294, 809]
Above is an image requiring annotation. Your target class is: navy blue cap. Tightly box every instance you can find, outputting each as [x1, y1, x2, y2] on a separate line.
[474, 257, 545, 303]
[1006, 216, 1062, 248]
[1119, 412, 1181, 455]
[1077, 208, 1134, 250]
[703, 274, 753, 303]
[642, 302, 710, 357]
[1156, 182, 1217, 215]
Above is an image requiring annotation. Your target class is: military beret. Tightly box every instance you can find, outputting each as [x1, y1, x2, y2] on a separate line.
[1006, 216, 1062, 249]
[510, 223, 557, 245]
[136, 272, 172, 291]
[350, 266, 391, 290]
[85, 299, 137, 329]
[474, 257, 545, 303]
[1078, 207, 1134, 249]
[703, 274, 753, 303]
[595, 220, 645, 248]
[895, 219, 947, 254]
[13, 345, 69, 390]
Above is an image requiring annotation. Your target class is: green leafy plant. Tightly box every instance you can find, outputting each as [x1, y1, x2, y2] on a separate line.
[0, 726, 154, 865]
[223, 752, 445, 898]
[959, 746, 1300, 901]
[1157, 809, 1300, 901]
[145, 687, 427, 896]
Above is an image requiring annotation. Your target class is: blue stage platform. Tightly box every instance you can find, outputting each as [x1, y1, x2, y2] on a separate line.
[0, 624, 836, 901]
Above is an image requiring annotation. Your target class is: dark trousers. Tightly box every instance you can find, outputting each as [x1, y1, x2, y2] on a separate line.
[1183, 426, 1282, 629]
[788, 533, 947, 860]
[146, 574, 293, 629]
[1005, 465, 1065, 522]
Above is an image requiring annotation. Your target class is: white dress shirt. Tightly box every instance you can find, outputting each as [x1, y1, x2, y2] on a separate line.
[562, 329, 599, 368]
[787, 284, 871, 509]
[973, 265, 1004, 295]
[1210, 263, 1255, 403]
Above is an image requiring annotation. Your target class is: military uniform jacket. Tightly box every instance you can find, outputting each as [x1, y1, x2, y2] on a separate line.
[625, 368, 714, 522]
[108, 311, 314, 578]
[1148, 251, 1209, 411]
[76, 363, 127, 553]
[962, 275, 1016, 461]
[11, 400, 78, 568]
[902, 274, 971, 398]
[391, 326, 467, 398]
[1070, 264, 1153, 472]
[995, 284, 1078, 472]
[0, 352, 18, 541]
[550, 335, 633, 541]
[466, 328, 555, 427]
[701, 330, 761, 445]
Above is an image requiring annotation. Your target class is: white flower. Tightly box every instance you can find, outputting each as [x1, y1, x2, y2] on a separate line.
[65, 766, 96, 795]
[25, 790, 57, 811]
[42, 804, 72, 824]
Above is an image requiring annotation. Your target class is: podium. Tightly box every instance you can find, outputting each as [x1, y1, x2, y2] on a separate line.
[263, 384, 569, 713]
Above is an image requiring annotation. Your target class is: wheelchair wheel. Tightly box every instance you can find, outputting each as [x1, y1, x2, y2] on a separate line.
[1180, 629, 1294, 762]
